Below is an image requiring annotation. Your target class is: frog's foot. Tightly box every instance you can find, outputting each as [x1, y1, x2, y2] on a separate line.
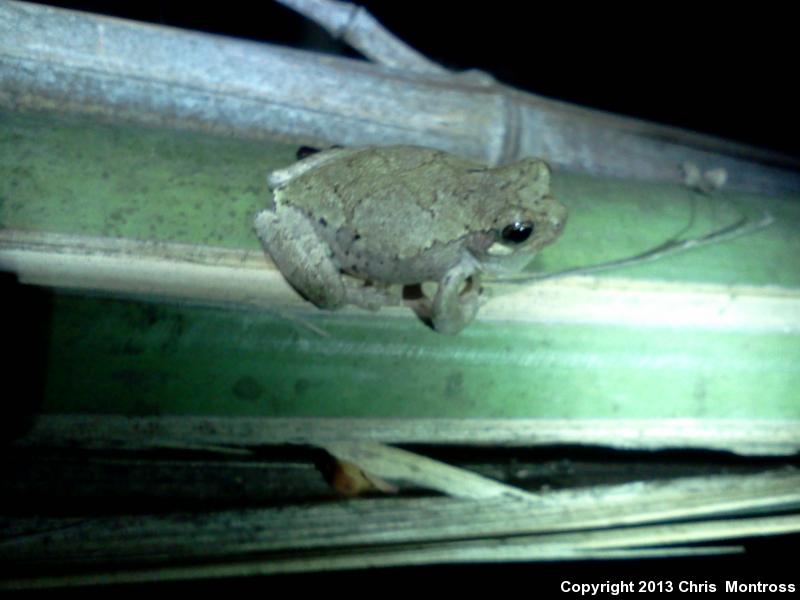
[432, 273, 486, 334]
[343, 279, 402, 311]
[403, 272, 487, 334]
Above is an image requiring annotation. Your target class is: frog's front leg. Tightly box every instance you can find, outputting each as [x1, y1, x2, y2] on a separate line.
[430, 259, 486, 335]
[254, 206, 398, 310]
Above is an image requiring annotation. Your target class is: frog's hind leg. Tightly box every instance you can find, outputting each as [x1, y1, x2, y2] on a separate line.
[255, 206, 349, 309]
[255, 206, 400, 311]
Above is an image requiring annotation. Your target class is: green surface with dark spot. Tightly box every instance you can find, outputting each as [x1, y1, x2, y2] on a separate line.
[1, 110, 292, 249]
[35, 294, 800, 418]
[2, 109, 799, 418]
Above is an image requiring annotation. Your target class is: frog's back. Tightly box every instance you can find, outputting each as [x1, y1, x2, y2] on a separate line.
[277, 146, 503, 258]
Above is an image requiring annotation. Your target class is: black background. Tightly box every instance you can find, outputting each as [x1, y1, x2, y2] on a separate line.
[26, 0, 800, 158]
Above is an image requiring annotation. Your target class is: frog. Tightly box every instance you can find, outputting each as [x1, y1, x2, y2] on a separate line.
[254, 145, 567, 334]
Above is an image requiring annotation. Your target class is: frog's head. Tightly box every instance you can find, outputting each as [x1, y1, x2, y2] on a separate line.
[473, 160, 568, 273]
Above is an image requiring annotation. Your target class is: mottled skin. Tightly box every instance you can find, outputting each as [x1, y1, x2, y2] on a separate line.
[254, 145, 567, 334]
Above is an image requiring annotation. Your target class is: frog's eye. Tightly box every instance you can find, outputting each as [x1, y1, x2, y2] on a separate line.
[501, 221, 534, 244]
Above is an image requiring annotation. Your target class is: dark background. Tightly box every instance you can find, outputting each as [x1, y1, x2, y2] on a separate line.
[27, 0, 800, 158]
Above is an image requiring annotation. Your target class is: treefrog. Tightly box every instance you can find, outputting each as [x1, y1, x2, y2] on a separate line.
[254, 145, 567, 334]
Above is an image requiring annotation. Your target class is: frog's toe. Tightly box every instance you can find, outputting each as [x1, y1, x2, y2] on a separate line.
[344, 281, 401, 311]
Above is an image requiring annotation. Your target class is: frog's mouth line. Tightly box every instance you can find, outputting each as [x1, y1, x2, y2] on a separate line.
[477, 249, 539, 276]
[486, 242, 515, 257]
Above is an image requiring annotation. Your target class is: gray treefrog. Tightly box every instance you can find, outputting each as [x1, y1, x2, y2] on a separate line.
[254, 145, 567, 334]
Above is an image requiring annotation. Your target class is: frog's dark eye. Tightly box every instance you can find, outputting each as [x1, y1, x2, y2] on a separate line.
[501, 221, 534, 244]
